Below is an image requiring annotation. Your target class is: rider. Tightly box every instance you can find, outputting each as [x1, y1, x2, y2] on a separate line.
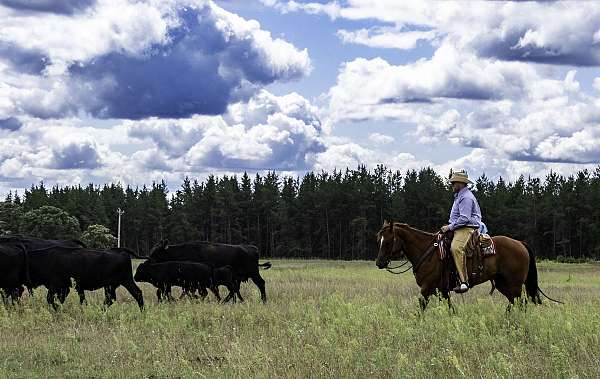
[441, 170, 484, 294]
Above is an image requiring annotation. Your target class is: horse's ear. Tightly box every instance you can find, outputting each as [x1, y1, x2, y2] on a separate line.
[162, 240, 169, 249]
[383, 220, 390, 227]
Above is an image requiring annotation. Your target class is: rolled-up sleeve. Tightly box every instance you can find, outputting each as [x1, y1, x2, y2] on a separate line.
[449, 197, 474, 231]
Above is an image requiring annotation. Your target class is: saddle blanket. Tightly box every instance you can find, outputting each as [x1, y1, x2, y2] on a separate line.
[469, 230, 497, 257]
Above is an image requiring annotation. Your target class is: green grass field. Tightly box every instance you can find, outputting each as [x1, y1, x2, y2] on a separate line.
[0, 260, 598, 378]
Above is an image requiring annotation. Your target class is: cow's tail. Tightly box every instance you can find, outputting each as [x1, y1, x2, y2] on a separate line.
[258, 261, 272, 270]
[18, 242, 33, 295]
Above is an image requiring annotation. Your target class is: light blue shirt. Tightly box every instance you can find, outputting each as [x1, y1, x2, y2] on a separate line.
[448, 187, 483, 231]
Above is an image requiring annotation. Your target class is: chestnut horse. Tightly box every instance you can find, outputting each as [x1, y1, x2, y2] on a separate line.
[375, 221, 558, 311]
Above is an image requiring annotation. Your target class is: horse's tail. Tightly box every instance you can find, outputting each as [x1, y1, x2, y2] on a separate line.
[522, 241, 542, 304]
[522, 241, 563, 304]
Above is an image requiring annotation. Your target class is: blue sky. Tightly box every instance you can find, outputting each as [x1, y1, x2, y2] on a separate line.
[220, 1, 466, 164]
[1, 0, 600, 195]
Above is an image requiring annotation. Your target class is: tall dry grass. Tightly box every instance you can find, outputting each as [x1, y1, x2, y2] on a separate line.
[0, 260, 598, 378]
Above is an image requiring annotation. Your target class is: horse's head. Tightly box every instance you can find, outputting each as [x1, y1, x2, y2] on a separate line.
[375, 220, 405, 269]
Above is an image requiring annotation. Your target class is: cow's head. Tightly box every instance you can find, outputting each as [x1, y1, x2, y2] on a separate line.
[148, 240, 169, 261]
[375, 220, 404, 269]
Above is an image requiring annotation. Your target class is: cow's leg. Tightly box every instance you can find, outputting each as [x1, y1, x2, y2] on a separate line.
[209, 286, 221, 302]
[0, 289, 8, 307]
[192, 286, 200, 299]
[102, 287, 114, 305]
[234, 279, 244, 302]
[104, 287, 114, 307]
[46, 289, 59, 311]
[57, 286, 70, 304]
[164, 285, 174, 302]
[235, 290, 244, 303]
[76, 285, 87, 305]
[9, 288, 21, 305]
[222, 288, 235, 303]
[156, 288, 163, 302]
[251, 273, 267, 303]
[199, 287, 208, 301]
[180, 286, 196, 299]
[122, 280, 144, 310]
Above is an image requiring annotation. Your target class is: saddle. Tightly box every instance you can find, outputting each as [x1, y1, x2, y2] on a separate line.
[465, 230, 496, 283]
[437, 230, 497, 290]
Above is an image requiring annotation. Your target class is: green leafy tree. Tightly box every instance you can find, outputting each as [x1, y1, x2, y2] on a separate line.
[0, 201, 23, 235]
[81, 224, 117, 249]
[20, 205, 80, 239]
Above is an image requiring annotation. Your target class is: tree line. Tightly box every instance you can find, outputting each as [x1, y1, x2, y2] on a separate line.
[1, 165, 600, 260]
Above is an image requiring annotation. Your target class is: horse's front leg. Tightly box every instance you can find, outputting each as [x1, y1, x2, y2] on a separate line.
[419, 287, 434, 312]
[419, 296, 429, 311]
[441, 291, 456, 314]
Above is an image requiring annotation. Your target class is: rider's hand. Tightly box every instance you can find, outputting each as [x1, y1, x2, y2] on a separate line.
[441, 225, 451, 233]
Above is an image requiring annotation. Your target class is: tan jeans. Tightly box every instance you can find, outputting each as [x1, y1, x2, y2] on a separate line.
[451, 227, 477, 283]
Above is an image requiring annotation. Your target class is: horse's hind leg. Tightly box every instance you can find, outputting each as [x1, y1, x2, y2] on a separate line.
[489, 280, 496, 295]
[495, 277, 519, 312]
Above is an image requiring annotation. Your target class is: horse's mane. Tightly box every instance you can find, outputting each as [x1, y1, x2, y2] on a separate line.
[390, 222, 435, 237]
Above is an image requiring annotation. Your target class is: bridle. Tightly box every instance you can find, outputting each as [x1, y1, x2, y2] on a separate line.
[379, 225, 441, 275]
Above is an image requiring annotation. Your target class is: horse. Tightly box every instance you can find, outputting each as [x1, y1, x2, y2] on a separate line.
[375, 221, 559, 311]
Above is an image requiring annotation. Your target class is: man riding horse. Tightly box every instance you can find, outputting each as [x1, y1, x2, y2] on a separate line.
[375, 168, 564, 310]
[440, 170, 486, 294]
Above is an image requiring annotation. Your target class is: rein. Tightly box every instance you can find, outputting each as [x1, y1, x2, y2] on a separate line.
[385, 232, 441, 275]
[385, 260, 412, 274]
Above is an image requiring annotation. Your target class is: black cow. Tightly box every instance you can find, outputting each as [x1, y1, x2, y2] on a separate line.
[0, 244, 29, 304]
[213, 265, 243, 303]
[0, 235, 86, 252]
[134, 261, 217, 302]
[0, 236, 85, 303]
[0, 237, 146, 308]
[21, 246, 144, 310]
[148, 241, 271, 302]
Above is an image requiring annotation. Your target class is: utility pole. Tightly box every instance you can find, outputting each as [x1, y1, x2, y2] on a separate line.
[117, 208, 124, 248]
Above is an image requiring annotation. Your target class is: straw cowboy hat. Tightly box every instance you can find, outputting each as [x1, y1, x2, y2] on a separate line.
[449, 170, 472, 184]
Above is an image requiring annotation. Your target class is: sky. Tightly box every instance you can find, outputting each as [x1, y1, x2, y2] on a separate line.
[1, 0, 600, 196]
